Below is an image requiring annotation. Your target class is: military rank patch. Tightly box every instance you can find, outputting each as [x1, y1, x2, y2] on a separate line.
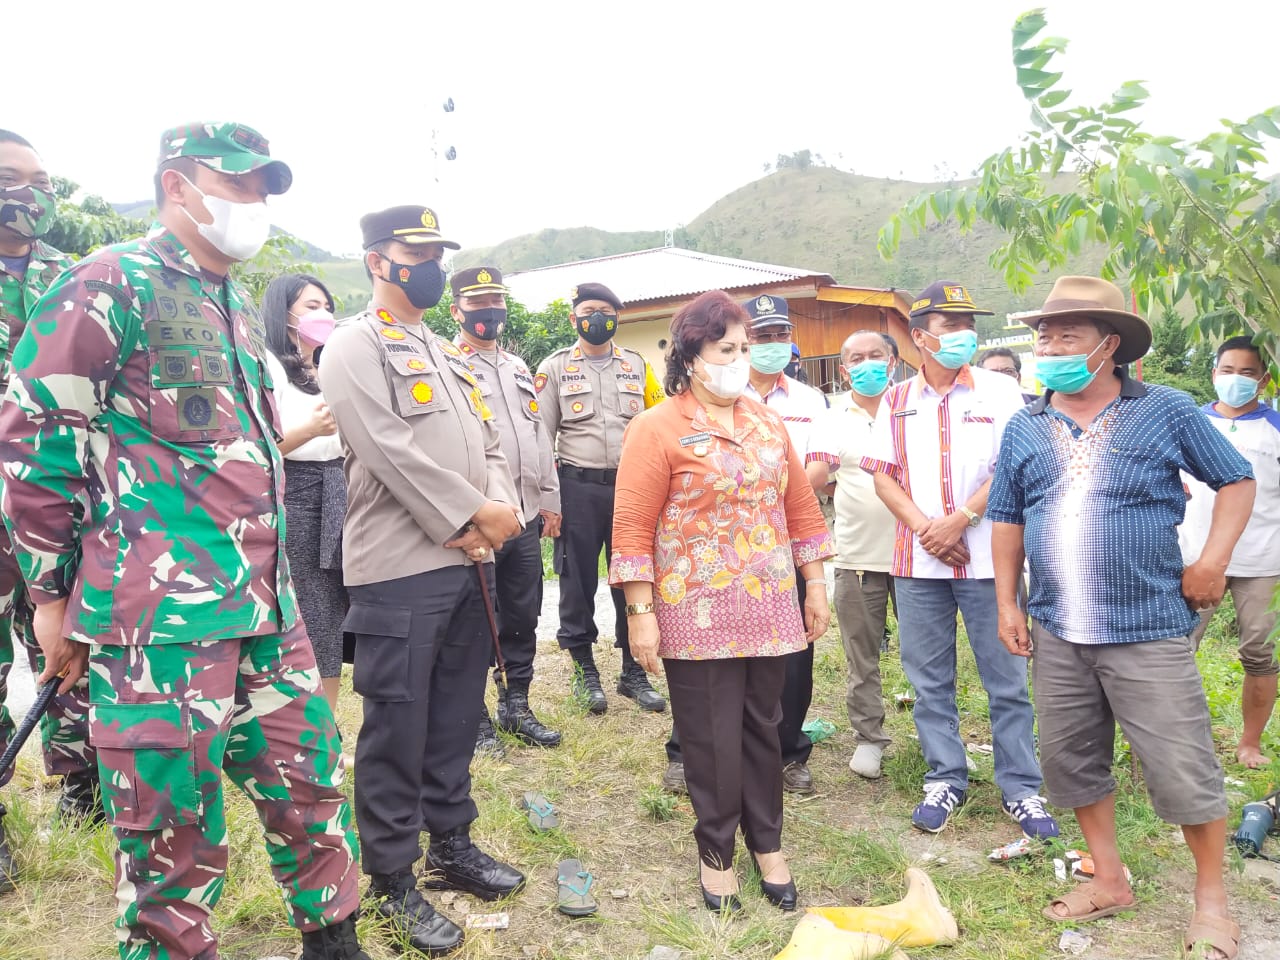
[406, 358, 427, 371]
[410, 381, 433, 404]
[376, 308, 397, 324]
[381, 327, 406, 341]
[439, 340, 462, 356]
[534, 373, 548, 393]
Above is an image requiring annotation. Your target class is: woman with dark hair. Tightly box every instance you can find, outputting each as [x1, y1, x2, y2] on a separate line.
[611, 290, 834, 912]
[261, 273, 348, 713]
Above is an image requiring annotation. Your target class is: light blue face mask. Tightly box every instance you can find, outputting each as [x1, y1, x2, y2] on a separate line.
[1214, 373, 1260, 408]
[1036, 337, 1111, 395]
[750, 341, 793, 375]
[921, 329, 978, 369]
[847, 359, 891, 396]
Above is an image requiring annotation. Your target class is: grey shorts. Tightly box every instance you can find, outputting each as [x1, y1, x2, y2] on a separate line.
[1030, 622, 1226, 825]
[1190, 574, 1280, 676]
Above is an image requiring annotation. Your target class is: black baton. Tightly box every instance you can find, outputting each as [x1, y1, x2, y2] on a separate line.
[0, 675, 61, 781]
[474, 561, 506, 688]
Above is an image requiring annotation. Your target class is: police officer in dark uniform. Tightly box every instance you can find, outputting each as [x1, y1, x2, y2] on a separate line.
[535, 283, 665, 714]
[448, 266, 561, 752]
[321, 206, 526, 957]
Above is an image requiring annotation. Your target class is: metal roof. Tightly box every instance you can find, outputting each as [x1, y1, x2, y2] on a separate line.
[505, 247, 834, 311]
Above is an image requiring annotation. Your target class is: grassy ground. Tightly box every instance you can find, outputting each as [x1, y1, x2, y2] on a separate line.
[1, 598, 1277, 960]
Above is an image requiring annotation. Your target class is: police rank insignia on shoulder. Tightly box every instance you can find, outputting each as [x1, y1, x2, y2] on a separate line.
[534, 373, 548, 393]
[381, 327, 406, 341]
[439, 340, 462, 356]
[411, 381, 433, 404]
[376, 308, 397, 324]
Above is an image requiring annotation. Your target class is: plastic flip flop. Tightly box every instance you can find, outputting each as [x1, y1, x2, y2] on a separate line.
[556, 858, 597, 917]
[520, 791, 559, 830]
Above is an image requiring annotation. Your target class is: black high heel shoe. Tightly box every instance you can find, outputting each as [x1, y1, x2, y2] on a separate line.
[752, 853, 798, 911]
[700, 881, 743, 914]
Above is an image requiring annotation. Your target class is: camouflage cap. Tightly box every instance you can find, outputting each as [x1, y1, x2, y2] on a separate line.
[158, 122, 293, 195]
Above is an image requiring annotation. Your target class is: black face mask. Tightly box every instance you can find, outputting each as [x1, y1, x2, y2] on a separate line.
[459, 307, 505, 341]
[576, 310, 616, 346]
[382, 257, 446, 309]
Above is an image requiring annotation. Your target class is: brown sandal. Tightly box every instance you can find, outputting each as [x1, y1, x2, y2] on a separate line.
[1041, 882, 1135, 923]
[1184, 911, 1240, 960]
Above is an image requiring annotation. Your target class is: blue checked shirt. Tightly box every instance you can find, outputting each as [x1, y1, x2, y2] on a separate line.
[987, 369, 1253, 644]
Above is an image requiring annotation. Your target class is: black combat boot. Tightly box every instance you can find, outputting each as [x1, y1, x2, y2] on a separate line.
[423, 825, 525, 901]
[617, 648, 666, 712]
[569, 649, 607, 715]
[57, 769, 106, 826]
[366, 869, 464, 956]
[0, 802, 16, 894]
[496, 683, 561, 747]
[299, 913, 374, 959]
[472, 712, 504, 758]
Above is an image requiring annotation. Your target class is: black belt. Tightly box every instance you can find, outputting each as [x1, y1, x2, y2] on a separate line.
[559, 463, 617, 485]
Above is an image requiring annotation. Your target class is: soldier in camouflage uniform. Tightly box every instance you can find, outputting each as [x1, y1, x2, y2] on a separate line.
[0, 129, 102, 894]
[0, 123, 368, 960]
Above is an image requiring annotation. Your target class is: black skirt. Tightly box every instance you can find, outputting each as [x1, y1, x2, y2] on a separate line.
[283, 458, 349, 678]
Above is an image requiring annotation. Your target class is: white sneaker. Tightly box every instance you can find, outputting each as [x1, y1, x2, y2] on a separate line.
[849, 743, 884, 779]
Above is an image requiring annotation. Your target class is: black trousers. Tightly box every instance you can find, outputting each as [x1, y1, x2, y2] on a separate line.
[666, 655, 787, 867]
[667, 574, 814, 766]
[554, 470, 627, 652]
[490, 521, 543, 687]
[346, 565, 492, 874]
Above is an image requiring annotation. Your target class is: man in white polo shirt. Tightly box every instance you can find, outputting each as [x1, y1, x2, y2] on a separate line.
[861, 280, 1057, 838]
[1179, 334, 1280, 769]
[808, 330, 901, 781]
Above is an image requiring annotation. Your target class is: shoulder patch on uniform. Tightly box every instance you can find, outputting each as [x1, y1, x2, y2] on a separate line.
[534, 372, 549, 393]
[376, 308, 397, 325]
[83, 279, 133, 311]
[439, 340, 462, 356]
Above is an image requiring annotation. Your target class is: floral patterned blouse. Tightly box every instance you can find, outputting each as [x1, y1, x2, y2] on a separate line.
[609, 390, 834, 660]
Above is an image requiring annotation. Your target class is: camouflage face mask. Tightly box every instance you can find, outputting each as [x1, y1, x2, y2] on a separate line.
[0, 184, 56, 240]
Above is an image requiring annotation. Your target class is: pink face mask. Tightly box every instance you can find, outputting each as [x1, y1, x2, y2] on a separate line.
[292, 308, 335, 346]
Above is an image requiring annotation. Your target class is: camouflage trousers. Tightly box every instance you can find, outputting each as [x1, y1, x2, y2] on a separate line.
[0, 525, 95, 787]
[88, 624, 359, 960]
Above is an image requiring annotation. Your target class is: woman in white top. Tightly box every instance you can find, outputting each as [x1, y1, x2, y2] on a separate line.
[261, 273, 347, 712]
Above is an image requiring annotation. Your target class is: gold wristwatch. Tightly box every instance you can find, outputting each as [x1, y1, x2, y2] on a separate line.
[960, 507, 982, 528]
[625, 602, 655, 616]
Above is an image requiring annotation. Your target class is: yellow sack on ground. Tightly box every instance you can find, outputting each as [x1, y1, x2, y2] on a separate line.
[772, 914, 909, 960]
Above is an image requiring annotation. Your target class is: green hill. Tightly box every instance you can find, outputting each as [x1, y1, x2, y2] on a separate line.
[452, 167, 1106, 323]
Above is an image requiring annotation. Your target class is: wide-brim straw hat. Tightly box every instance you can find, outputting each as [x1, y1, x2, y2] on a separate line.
[1019, 276, 1152, 364]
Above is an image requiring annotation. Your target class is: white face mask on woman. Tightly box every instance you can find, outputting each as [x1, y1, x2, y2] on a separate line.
[692, 356, 751, 400]
[177, 173, 271, 262]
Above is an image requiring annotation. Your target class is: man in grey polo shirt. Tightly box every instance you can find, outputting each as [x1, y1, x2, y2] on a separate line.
[989, 277, 1253, 960]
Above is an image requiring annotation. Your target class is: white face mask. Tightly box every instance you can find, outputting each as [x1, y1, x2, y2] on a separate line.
[693, 356, 750, 400]
[177, 173, 271, 262]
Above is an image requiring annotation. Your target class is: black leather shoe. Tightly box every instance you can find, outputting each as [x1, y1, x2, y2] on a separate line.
[570, 657, 607, 715]
[57, 769, 106, 826]
[782, 761, 815, 795]
[700, 882, 743, 914]
[660, 761, 687, 795]
[0, 802, 16, 894]
[617, 664, 666, 712]
[473, 713, 505, 758]
[496, 687, 562, 748]
[366, 869, 464, 956]
[423, 826, 525, 901]
[300, 913, 374, 959]
[759, 877, 798, 911]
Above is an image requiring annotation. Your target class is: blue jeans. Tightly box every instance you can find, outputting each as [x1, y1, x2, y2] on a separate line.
[894, 577, 1043, 801]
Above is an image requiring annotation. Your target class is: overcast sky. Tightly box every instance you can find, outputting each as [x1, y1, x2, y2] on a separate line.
[10, 0, 1277, 256]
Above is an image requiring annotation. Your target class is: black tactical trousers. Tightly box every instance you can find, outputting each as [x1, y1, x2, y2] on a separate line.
[553, 468, 627, 652]
[490, 521, 543, 686]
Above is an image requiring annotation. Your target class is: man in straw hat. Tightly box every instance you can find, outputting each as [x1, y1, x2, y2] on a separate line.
[987, 276, 1253, 959]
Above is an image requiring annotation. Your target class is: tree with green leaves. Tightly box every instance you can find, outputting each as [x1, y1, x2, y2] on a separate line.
[44, 176, 146, 258]
[879, 8, 1280, 361]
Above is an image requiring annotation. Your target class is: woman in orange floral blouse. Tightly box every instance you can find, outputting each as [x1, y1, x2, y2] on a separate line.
[610, 290, 834, 913]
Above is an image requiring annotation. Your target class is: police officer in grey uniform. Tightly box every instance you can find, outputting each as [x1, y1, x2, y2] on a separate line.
[449, 266, 562, 752]
[535, 282, 666, 714]
[321, 206, 526, 957]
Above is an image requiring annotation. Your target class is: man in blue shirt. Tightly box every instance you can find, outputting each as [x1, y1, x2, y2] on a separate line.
[988, 277, 1253, 960]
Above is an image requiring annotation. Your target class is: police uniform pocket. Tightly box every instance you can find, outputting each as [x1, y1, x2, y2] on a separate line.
[559, 382, 595, 422]
[90, 701, 199, 830]
[345, 602, 415, 701]
[617, 388, 644, 419]
[387, 355, 447, 418]
[517, 381, 541, 421]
